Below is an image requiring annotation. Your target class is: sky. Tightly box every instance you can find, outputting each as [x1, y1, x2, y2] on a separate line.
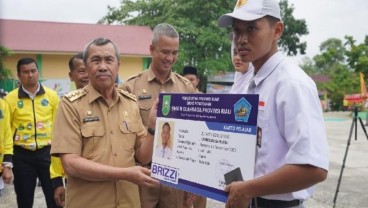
[0, 0, 367, 64]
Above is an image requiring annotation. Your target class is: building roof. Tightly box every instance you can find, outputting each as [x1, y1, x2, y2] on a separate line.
[311, 74, 331, 83]
[0, 19, 153, 57]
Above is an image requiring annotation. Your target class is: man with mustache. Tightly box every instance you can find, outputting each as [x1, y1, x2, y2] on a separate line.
[5, 57, 60, 208]
[51, 38, 159, 208]
[218, 0, 329, 207]
[121, 23, 194, 208]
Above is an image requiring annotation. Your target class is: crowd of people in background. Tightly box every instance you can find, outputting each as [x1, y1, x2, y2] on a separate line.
[0, 0, 329, 208]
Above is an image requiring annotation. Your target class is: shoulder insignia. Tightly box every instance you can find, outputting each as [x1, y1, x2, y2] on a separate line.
[117, 89, 137, 101]
[175, 73, 192, 85]
[65, 88, 87, 102]
[126, 72, 144, 82]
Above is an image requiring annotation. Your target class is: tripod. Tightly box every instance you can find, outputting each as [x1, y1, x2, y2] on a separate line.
[333, 106, 368, 208]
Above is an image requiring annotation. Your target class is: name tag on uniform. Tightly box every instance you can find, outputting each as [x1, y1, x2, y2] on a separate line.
[138, 94, 152, 100]
[83, 116, 100, 123]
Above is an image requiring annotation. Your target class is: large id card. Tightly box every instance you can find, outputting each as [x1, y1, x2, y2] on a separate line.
[151, 93, 259, 203]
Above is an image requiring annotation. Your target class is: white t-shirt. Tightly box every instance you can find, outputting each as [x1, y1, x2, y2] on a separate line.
[250, 52, 329, 201]
[156, 145, 172, 159]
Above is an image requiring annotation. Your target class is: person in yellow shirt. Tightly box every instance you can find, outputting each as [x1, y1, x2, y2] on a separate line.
[5, 57, 60, 208]
[50, 52, 89, 207]
[0, 98, 13, 193]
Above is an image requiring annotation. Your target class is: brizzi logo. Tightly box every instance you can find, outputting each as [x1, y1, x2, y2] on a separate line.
[151, 163, 179, 184]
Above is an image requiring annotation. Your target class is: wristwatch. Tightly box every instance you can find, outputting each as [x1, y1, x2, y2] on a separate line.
[147, 127, 155, 136]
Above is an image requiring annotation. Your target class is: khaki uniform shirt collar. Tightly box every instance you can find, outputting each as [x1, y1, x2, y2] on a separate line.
[86, 83, 120, 105]
[147, 65, 176, 84]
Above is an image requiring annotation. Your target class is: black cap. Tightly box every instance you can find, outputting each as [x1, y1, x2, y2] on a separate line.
[182, 66, 198, 76]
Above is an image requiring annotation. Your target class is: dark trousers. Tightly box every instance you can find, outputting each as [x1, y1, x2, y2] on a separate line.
[13, 145, 57, 208]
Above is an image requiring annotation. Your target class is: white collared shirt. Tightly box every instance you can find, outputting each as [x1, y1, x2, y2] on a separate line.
[22, 82, 40, 100]
[250, 52, 329, 201]
[156, 145, 172, 159]
[229, 64, 254, 94]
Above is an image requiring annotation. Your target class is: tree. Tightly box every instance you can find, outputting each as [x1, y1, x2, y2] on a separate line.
[299, 37, 364, 111]
[279, 0, 309, 56]
[315, 38, 358, 111]
[299, 57, 319, 75]
[345, 35, 368, 76]
[100, 0, 308, 76]
[101, 0, 233, 76]
[313, 38, 347, 75]
[0, 45, 13, 81]
[326, 65, 359, 111]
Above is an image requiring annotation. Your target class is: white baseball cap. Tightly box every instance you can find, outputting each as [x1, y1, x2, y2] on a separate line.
[218, 0, 282, 28]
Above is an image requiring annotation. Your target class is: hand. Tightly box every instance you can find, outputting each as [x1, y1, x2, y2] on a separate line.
[2, 167, 13, 184]
[224, 181, 251, 208]
[148, 98, 159, 129]
[54, 186, 65, 207]
[183, 192, 196, 208]
[126, 166, 159, 187]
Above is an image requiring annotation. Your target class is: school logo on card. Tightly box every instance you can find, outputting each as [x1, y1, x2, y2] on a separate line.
[162, 95, 171, 116]
[234, 97, 251, 122]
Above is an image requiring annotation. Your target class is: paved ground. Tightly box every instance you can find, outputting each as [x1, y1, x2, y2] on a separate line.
[1, 111, 367, 207]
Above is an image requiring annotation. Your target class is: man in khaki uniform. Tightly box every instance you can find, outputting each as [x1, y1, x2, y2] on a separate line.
[121, 23, 194, 208]
[51, 38, 159, 208]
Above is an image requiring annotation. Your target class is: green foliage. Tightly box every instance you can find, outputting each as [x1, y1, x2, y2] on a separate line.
[345, 35, 368, 76]
[326, 65, 358, 111]
[101, 0, 234, 76]
[319, 38, 359, 110]
[299, 57, 319, 75]
[300, 37, 368, 111]
[313, 38, 346, 73]
[100, 0, 309, 76]
[0, 45, 13, 81]
[279, 0, 308, 56]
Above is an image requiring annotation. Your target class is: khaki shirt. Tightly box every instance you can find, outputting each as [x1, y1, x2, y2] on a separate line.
[194, 88, 202, 93]
[122, 66, 194, 127]
[51, 84, 146, 208]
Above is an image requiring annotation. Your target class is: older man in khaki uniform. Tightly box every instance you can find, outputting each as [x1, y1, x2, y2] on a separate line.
[51, 38, 159, 208]
[121, 23, 194, 208]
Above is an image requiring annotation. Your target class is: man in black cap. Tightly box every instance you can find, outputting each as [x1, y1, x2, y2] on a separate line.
[182, 66, 201, 93]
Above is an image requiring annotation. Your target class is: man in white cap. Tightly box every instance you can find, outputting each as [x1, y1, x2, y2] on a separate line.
[218, 0, 329, 208]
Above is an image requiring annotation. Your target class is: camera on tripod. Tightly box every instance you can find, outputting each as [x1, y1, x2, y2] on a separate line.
[333, 104, 368, 208]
